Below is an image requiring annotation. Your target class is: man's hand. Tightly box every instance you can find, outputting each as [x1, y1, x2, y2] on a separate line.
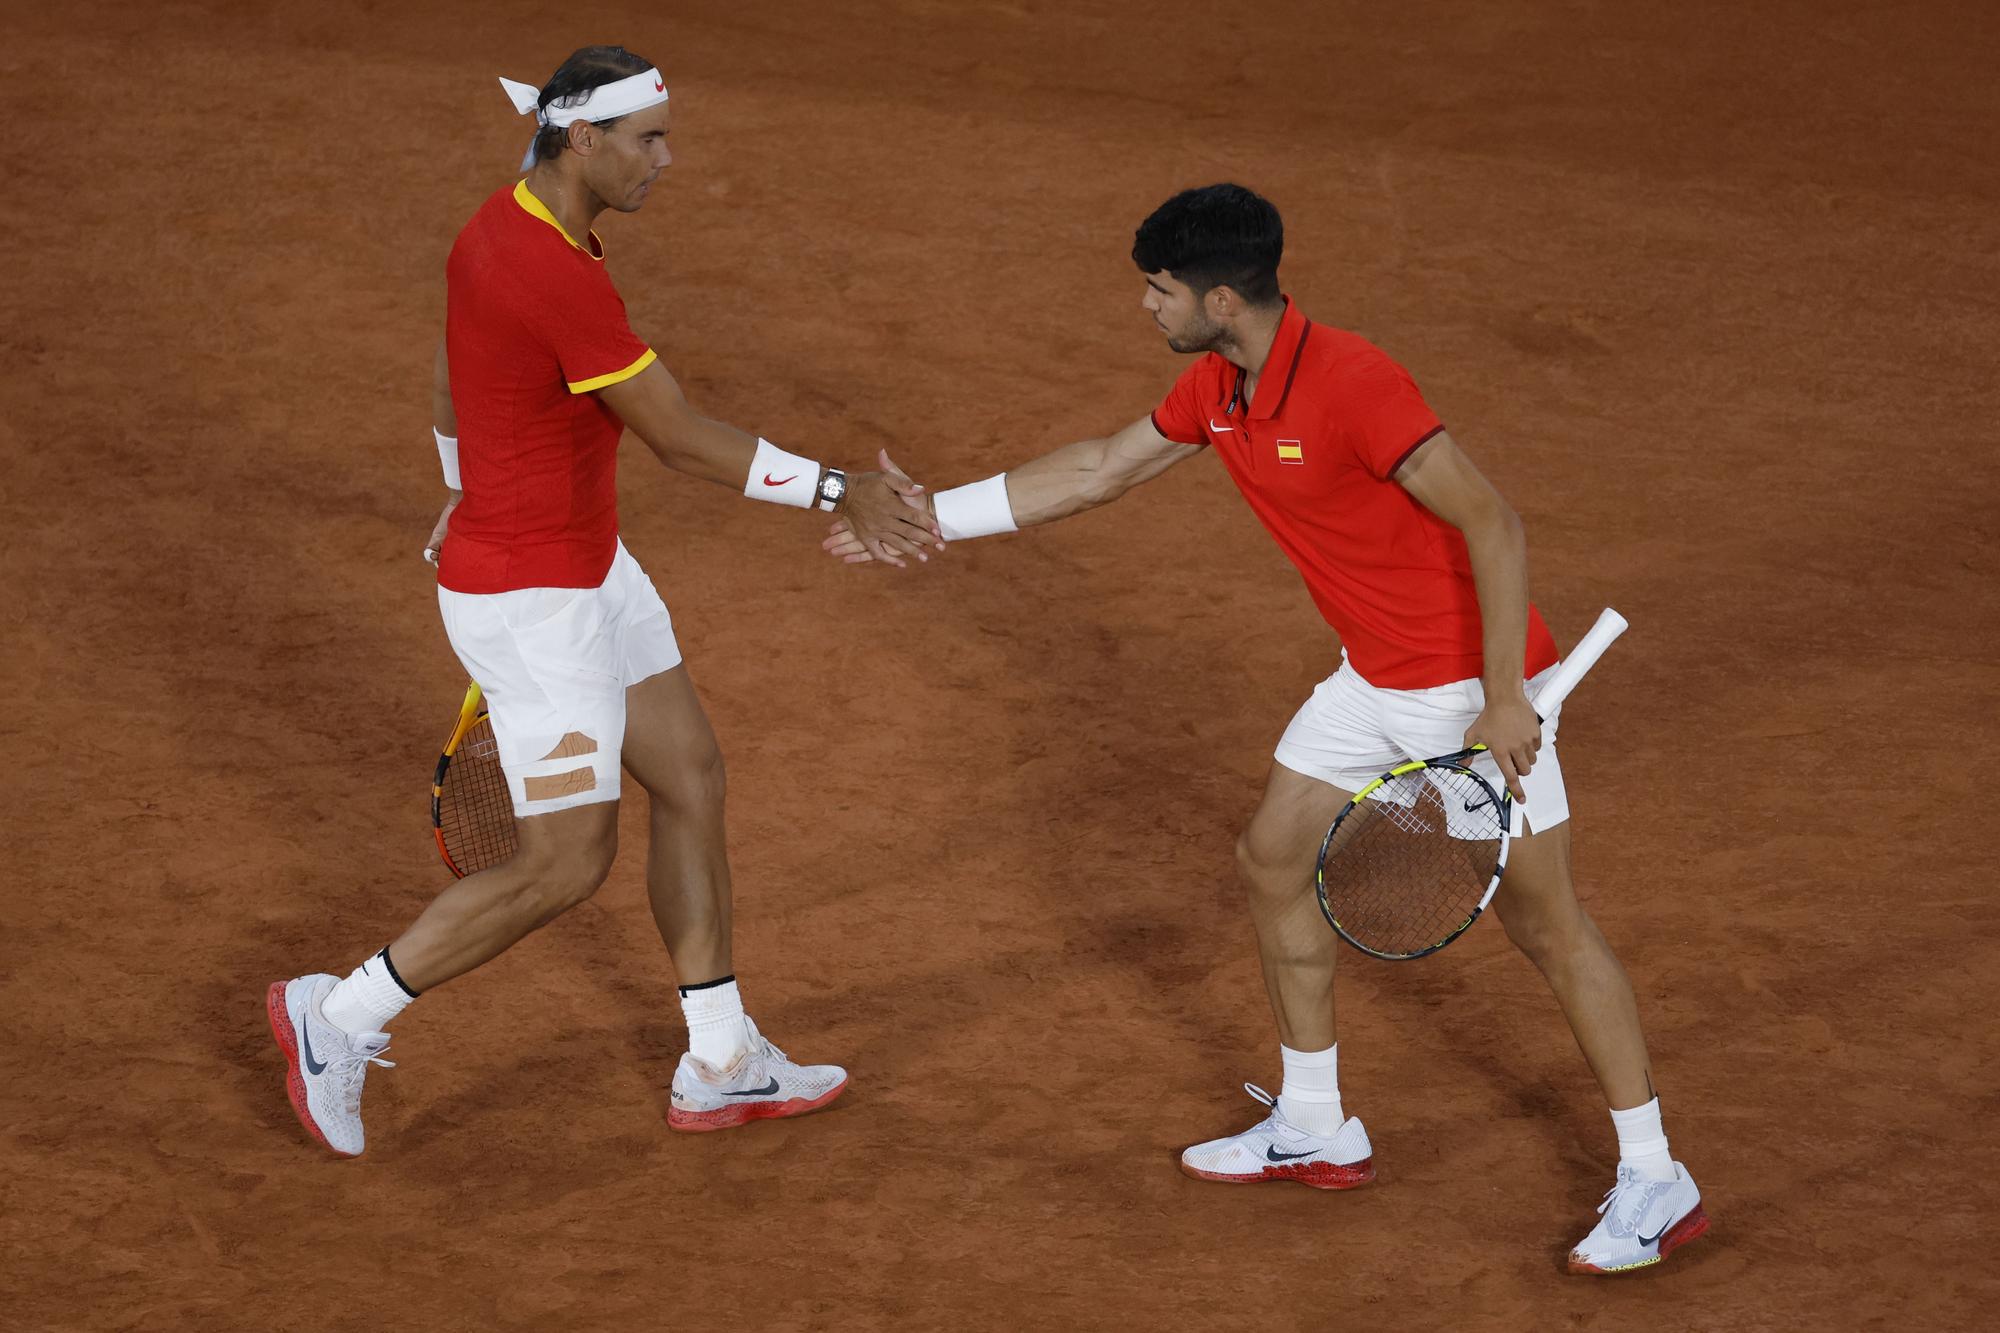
[822, 497, 931, 564]
[821, 516, 870, 563]
[423, 490, 461, 567]
[1464, 686, 1542, 803]
[840, 450, 943, 569]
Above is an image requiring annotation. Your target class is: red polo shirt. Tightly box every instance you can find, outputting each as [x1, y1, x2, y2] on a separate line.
[1151, 298, 1558, 689]
[438, 180, 658, 594]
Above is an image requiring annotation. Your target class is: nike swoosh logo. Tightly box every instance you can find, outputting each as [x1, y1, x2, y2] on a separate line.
[1265, 1145, 1317, 1162]
[300, 1019, 327, 1076]
[1208, 419, 1236, 433]
[1636, 1223, 1668, 1246]
[654, 78, 667, 92]
[1463, 798, 1492, 813]
[726, 1078, 780, 1097]
[762, 473, 798, 487]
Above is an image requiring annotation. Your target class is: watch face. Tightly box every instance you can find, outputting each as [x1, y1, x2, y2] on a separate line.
[824, 474, 847, 499]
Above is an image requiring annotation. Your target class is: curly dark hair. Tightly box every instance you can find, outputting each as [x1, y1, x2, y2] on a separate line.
[1131, 184, 1284, 305]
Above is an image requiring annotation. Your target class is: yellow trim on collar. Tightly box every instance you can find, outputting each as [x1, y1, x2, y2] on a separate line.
[513, 179, 604, 259]
[567, 347, 657, 394]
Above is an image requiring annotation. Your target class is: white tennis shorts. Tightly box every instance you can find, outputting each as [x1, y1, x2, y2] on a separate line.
[437, 540, 683, 818]
[1274, 656, 1571, 836]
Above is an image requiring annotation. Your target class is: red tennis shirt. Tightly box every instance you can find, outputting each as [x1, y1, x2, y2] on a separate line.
[438, 180, 658, 594]
[1151, 298, 1558, 689]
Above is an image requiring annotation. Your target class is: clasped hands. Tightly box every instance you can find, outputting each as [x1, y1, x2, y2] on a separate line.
[832, 450, 942, 569]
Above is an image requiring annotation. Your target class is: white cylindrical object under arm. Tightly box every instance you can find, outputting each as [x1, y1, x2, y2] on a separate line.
[932, 474, 1017, 541]
[435, 428, 461, 490]
[743, 438, 823, 508]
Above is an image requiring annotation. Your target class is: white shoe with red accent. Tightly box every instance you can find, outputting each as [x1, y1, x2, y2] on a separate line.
[265, 974, 395, 1158]
[1567, 1162, 1709, 1274]
[1179, 1084, 1375, 1190]
[667, 1017, 847, 1132]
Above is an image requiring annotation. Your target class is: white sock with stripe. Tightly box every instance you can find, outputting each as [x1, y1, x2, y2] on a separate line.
[1610, 1097, 1676, 1181]
[679, 975, 751, 1067]
[321, 949, 416, 1035]
[1276, 1042, 1344, 1137]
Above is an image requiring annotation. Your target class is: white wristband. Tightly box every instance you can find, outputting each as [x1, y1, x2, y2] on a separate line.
[932, 474, 1017, 541]
[435, 428, 461, 491]
[744, 438, 822, 509]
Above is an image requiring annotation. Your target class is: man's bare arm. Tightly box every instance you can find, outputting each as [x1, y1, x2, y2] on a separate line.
[999, 415, 1206, 526]
[596, 360, 766, 487]
[596, 361, 942, 562]
[433, 341, 458, 438]
[823, 415, 1202, 561]
[425, 341, 461, 565]
[1393, 429, 1540, 796]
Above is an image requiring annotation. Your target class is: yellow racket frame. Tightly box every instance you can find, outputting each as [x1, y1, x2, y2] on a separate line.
[431, 680, 494, 876]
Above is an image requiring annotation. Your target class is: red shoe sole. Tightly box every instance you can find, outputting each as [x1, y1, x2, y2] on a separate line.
[265, 981, 354, 1159]
[1567, 1203, 1710, 1275]
[1179, 1156, 1375, 1190]
[667, 1077, 849, 1133]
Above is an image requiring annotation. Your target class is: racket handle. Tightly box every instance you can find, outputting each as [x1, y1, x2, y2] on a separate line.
[1530, 608, 1629, 715]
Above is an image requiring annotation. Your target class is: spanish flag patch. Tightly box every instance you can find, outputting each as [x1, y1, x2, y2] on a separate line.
[1276, 439, 1304, 464]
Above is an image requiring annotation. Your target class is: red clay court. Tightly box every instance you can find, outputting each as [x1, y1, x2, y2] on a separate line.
[5, 2, 1996, 1328]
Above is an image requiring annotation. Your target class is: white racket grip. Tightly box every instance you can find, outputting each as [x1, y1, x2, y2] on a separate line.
[1530, 608, 1629, 715]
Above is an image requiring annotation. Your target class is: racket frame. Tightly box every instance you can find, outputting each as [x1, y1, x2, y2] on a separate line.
[1314, 750, 1513, 961]
[431, 680, 494, 878]
[1310, 607, 1631, 962]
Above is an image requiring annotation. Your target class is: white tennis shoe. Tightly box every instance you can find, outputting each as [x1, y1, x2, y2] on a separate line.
[1567, 1162, 1709, 1274]
[1179, 1084, 1375, 1189]
[667, 1016, 847, 1132]
[266, 973, 394, 1158]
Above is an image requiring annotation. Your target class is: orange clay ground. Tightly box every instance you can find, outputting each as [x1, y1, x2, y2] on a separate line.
[5, 2, 1996, 1328]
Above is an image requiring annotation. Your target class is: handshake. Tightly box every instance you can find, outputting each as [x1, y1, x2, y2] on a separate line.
[821, 449, 947, 570]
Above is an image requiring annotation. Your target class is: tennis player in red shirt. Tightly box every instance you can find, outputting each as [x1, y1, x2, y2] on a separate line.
[267, 45, 942, 1159]
[827, 184, 1706, 1275]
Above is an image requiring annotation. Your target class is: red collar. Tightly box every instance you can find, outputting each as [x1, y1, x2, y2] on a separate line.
[1220, 296, 1312, 420]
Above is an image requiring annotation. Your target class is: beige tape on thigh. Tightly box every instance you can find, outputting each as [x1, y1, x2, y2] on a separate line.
[514, 734, 606, 804]
[523, 767, 598, 802]
[539, 732, 599, 761]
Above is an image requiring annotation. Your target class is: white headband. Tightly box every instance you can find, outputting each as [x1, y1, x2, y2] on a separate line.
[498, 67, 669, 129]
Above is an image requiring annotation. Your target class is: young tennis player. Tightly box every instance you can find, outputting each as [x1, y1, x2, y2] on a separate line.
[266, 45, 942, 1158]
[825, 185, 1707, 1274]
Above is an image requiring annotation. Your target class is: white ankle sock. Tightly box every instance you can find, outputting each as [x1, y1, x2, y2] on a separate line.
[1610, 1097, 1676, 1181]
[322, 949, 416, 1035]
[679, 976, 750, 1067]
[1276, 1042, 1343, 1137]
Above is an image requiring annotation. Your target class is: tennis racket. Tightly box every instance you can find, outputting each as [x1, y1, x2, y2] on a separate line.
[1314, 608, 1629, 961]
[431, 680, 517, 877]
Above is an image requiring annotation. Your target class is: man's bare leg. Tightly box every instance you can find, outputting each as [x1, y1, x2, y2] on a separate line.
[1177, 760, 1373, 1184]
[618, 664, 850, 1126]
[388, 799, 621, 993]
[619, 665, 732, 984]
[1502, 820, 1709, 1272]
[1491, 821, 1653, 1110]
[268, 792, 618, 1156]
[1236, 760, 1353, 1053]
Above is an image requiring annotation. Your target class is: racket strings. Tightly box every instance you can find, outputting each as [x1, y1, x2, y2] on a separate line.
[439, 717, 517, 876]
[1321, 766, 1505, 958]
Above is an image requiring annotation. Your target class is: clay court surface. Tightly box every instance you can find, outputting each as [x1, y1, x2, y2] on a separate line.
[5, 1, 1997, 1328]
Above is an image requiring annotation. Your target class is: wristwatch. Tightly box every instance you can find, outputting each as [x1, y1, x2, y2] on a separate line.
[816, 467, 847, 512]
